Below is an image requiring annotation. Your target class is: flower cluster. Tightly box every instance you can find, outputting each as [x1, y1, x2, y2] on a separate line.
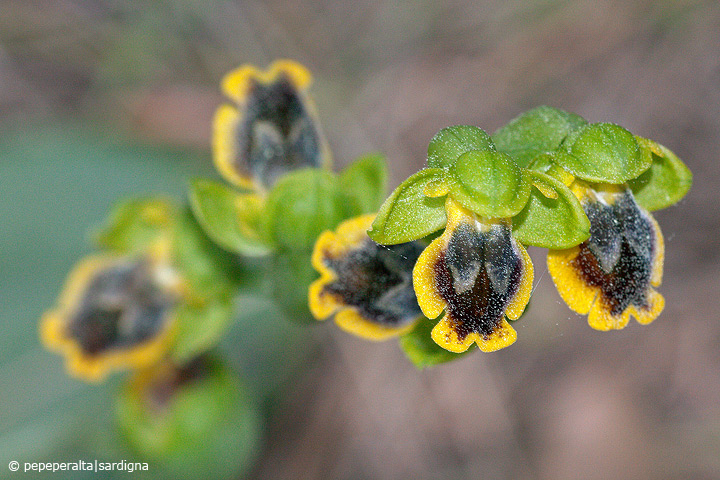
[43, 60, 692, 381]
[350, 123, 591, 354]
[313, 107, 691, 364]
[37, 59, 389, 477]
[38, 58, 693, 475]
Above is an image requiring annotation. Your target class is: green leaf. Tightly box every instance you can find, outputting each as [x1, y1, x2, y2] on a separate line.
[558, 122, 650, 183]
[173, 208, 243, 291]
[339, 153, 388, 215]
[270, 250, 318, 324]
[95, 197, 176, 254]
[169, 210, 244, 360]
[492, 105, 587, 167]
[265, 168, 348, 252]
[368, 168, 447, 244]
[629, 138, 692, 211]
[447, 150, 531, 218]
[400, 317, 471, 369]
[171, 294, 234, 363]
[189, 179, 274, 257]
[512, 170, 590, 248]
[427, 125, 494, 168]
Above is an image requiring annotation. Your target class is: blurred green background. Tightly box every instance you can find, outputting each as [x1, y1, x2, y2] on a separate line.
[2, 1, 719, 479]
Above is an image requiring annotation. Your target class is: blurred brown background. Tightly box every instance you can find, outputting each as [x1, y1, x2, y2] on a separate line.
[2, 1, 719, 479]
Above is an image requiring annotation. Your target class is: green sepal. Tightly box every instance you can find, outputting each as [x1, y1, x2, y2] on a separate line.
[400, 317, 472, 369]
[558, 122, 650, 183]
[189, 179, 274, 257]
[492, 105, 587, 167]
[95, 197, 176, 254]
[368, 168, 447, 245]
[447, 150, 531, 218]
[115, 357, 261, 480]
[265, 168, 348, 252]
[512, 170, 590, 248]
[427, 125, 494, 168]
[629, 138, 692, 211]
[339, 153, 388, 215]
[527, 153, 576, 186]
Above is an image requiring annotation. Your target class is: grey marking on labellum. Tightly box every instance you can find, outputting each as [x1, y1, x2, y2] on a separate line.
[574, 189, 657, 315]
[434, 222, 523, 340]
[237, 77, 323, 188]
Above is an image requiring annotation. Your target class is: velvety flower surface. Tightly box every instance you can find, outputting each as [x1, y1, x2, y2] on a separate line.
[213, 59, 331, 191]
[41, 252, 183, 381]
[413, 198, 534, 353]
[548, 182, 664, 330]
[310, 214, 424, 340]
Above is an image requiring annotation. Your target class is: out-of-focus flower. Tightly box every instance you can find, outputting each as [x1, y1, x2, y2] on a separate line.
[116, 356, 261, 480]
[413, 197, 534, 353]
[213, 59, 331, 191]
[309, 214, 424, 340]
[548, 181, 665, 330]
[41, 247, 184, 381]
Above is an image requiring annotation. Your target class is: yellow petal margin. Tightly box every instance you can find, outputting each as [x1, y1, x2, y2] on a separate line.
[40, 255, 179, 382]
[220, 59, 312, 105]
[212, 104, 256, 191]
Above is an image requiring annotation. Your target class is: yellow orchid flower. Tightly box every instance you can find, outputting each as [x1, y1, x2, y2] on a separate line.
[40, 247, 184, 382]
[413, 197, 534, 353]
[548, 181, 665, 330]
[310, 214, 424, 340]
